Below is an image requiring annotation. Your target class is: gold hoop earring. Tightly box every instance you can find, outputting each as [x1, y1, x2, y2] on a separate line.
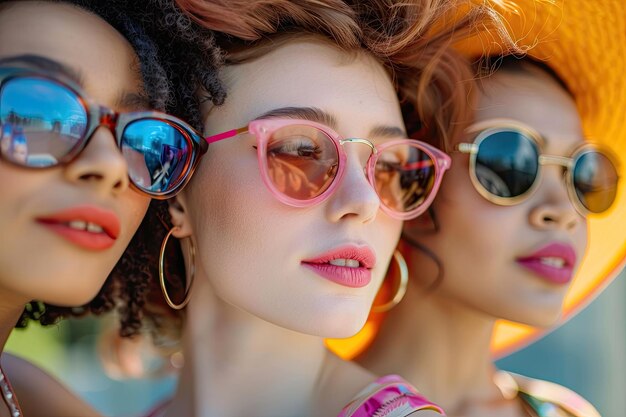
[159, 227, 195, 310]
[371, 250, 408, 313]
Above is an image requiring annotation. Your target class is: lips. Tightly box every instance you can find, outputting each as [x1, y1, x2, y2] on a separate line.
[516, 242, 577, 285]
[36, 205, 121, 250]
[301, 245, 376, 288]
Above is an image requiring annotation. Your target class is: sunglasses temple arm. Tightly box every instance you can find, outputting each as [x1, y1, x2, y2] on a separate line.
[401, 155, 450, 171]
[402, 160, 434, 171]
[204, 126, 248, 144]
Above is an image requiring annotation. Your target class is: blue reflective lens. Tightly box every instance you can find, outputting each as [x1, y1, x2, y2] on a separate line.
[121, 119, 192, 194]
[0, 77, 87, 166]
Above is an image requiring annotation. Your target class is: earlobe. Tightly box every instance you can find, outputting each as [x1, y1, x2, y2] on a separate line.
[168, 195, 193, 238]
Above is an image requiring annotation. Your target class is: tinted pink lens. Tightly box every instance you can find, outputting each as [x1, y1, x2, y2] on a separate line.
[265, 124, 339, 200]
[374, 143, 437, 213]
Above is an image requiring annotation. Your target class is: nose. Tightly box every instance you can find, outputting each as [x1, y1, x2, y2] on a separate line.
[528, 166, 582, 232]
[64, 126, 130, 195]
[325, 140, 380, 223]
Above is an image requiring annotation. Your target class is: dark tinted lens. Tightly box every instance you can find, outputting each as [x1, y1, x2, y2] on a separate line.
[265, 124, 339, 200]
[475, 130, 539, 198]
[0, 77, 87, 167]
[374, 143, 436, 214]
[121, 119, 192, 195]
[573, 151, 618, 213]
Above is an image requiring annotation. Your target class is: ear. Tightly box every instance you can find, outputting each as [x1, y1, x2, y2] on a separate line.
[168, 193, 193, 239]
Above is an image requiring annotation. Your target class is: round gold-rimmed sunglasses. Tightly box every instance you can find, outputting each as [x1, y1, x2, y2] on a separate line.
[454, 119, 620, 215]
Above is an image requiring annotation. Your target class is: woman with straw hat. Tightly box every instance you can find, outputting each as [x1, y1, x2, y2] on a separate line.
[328, 0, 626, 416]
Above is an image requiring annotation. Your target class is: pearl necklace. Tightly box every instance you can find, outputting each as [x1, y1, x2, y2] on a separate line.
[0, 365, 22, 417]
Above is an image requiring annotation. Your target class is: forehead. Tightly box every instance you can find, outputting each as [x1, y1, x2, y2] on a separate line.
[473, 68, 585, 150]
[204, 39, 403, 136]
[0, 2, 143, 107]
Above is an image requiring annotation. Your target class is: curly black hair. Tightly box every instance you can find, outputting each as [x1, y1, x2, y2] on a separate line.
[9, 0, 225, 333]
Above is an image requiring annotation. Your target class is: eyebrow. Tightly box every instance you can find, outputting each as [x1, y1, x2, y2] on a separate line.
[255, 107, 337, 127]
[0, 54, 85, 85]
[370, 125, 407, 139]
[254, 106, 407, 138]
[2, 54, 151, 110]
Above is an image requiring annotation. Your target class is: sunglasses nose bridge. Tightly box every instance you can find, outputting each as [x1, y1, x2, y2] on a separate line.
[338, 138, 378, 180]
[539, 154, 572, 168]
[97, 106, 120, 137]
[339, 138, 377, 155]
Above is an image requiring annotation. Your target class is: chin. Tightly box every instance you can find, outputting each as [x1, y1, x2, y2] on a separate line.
[321, 307, 370, 338]
[39, 286, 103, 307]
[306, 322, 366, 339]
[501, 303, 564, 328]
[323, 318, 367, 339]
[526, 309, 563, 328]
[275, 307, 368, 338]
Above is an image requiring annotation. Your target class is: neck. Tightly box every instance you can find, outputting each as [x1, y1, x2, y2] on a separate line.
[358, 281, 502, 415]
[165, 274, 375, 417]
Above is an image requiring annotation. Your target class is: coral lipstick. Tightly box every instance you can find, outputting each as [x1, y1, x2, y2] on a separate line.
[516, 242, 577, 285]
[302, 245, 376, 288]
[36, 205, 121, 250]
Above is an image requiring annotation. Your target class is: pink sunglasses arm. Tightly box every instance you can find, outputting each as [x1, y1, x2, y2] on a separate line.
[204, 126, 248, 144]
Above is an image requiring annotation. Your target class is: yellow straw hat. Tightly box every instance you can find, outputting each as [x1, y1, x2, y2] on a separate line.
[328, 0, 626, 359]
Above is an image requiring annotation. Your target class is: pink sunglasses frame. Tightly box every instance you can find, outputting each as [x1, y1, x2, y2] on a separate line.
[206, 118, 451, 220]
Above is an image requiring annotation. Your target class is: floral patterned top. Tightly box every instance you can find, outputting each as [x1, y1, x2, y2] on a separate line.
[338, 374, 444, 417]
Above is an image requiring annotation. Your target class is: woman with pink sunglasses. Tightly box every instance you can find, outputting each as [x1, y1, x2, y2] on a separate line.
[105, 1, 512, 416]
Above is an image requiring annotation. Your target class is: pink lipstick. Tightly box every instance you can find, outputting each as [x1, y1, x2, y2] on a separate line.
[516, 242, 577, 285]
[36, 205, 121, 250]
[302, 245, 376, 288]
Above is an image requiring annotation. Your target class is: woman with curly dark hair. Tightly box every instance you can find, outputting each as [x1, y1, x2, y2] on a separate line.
[0, 0, 227, 415]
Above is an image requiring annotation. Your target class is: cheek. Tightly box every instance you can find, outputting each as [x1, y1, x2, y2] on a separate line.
[571, 218, 589, 270]
[412, 175, 527, 300]
[192, 145, 278, 233]
[374, 217, 403, 276]
[1, 164, 39, 211]
[184, 148, 292, 291]
[433, 170, 521, 267]
[118, 192, 150, 242]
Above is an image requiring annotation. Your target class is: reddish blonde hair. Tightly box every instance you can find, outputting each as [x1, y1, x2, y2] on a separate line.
[175, 0, 360, 43]
[175, 0, 514, 147]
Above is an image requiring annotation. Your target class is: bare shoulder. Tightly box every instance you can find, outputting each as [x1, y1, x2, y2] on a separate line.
[1, 353, 102, 417]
